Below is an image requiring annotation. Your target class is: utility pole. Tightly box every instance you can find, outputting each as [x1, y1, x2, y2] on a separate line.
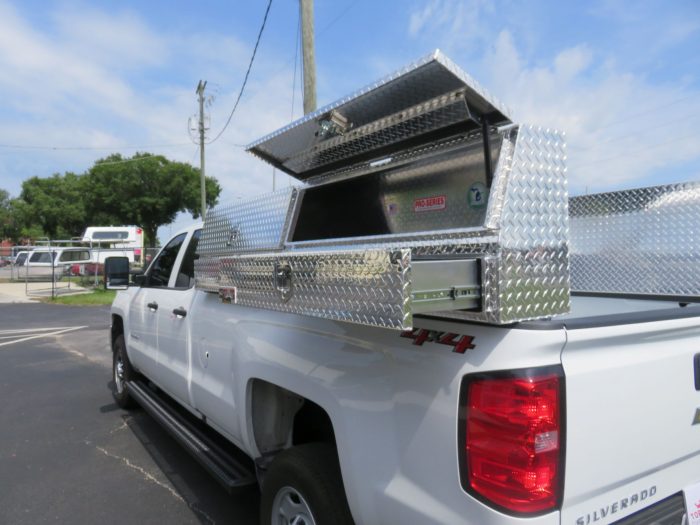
[300, 0, 316, 114]
[196, 80, 208, 219]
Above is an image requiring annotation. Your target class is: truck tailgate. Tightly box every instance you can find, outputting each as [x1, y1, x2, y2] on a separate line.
[560, 314, 700, 524]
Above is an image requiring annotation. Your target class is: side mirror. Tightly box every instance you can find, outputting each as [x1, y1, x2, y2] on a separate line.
[105, 257, 130, 290]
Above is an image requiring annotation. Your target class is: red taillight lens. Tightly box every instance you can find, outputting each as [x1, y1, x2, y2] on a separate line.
[462, 369, 563, 515]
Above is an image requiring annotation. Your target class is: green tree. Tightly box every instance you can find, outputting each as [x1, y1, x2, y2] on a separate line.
[84, 153, 221, 246]
[3, 197, 38, 241]
[0, 189, 11, 239]
[19, 173, 87, 238]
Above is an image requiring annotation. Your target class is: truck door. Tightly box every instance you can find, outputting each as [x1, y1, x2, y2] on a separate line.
[126, 233, 186, 380]
[153, 229, 200, 406]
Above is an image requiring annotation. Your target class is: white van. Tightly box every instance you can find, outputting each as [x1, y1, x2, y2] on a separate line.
[82, 226, 144, 263]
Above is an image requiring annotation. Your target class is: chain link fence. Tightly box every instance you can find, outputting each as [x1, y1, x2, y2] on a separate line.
[5, 241, 159, 298]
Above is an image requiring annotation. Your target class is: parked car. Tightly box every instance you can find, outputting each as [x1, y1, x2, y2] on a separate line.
[25, 248, 90, 267]
[12, 251, 29, 266]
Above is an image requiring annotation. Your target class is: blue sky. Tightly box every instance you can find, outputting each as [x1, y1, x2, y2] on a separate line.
[0, 0, 698, 241]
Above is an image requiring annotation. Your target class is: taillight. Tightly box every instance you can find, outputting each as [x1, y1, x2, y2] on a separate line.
[459, 367, 565, 516]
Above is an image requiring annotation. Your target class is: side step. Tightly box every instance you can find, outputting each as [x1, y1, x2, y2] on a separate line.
[126, 380, 257, 492]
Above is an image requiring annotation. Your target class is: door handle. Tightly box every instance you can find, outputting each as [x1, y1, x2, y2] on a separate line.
[173, 307, 187, 318]
[147, 301, 158, 311]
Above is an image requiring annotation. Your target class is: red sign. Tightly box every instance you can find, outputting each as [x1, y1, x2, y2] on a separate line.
[413, 195, 446, 213]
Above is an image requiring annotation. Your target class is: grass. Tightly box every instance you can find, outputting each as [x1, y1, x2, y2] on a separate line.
[47, 288, 117, 306]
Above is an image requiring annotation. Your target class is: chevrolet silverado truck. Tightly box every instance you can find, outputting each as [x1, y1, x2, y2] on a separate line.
[107, 52, 700, 525]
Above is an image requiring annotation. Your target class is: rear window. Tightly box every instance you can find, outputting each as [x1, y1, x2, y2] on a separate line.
[92, 231, 129, 240]
[29, 252, 55, 263]
[59, 250, 91, 262]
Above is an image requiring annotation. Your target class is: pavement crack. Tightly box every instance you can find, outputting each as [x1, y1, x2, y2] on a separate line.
[109, 416, 132, 434]
[92, 443, 184, 502]
[88, 442, 216, 524]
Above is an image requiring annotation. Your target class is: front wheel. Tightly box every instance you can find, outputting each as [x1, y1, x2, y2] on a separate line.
[260, 443, 354, 525]
[112, 334, 137, 409]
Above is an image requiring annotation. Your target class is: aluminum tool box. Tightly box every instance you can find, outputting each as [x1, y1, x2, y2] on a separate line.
[195, 51, 570, 329]
[569, 181, 700, 300]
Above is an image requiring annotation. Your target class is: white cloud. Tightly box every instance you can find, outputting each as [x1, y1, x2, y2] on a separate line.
[0, 0, 297, 201]
[408, 0, 496, 52]
[480, 30, 700, 192]
[52, 5, 170, 69]
[404, 0, 700, 193]
[409, 0, 440, 36]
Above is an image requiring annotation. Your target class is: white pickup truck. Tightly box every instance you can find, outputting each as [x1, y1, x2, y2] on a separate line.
[107, 52, 700, 525]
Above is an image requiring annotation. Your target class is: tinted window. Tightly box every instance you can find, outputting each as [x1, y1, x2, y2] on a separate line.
[175, 230, 201, 288]
[30, 252, 54, 263]
[15, 253, 27, 265]
[59, 250, 91, 262]
[147, 233, 186, 287]
[93, 231, 129, 240]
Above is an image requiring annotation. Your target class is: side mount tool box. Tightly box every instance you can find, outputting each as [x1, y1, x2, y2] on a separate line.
[195, 50, 570, 330]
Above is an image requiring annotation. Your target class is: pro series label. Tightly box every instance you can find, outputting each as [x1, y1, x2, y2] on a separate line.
[413, 195, 446, 213]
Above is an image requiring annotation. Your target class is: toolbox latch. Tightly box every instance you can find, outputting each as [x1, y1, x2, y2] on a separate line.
[274, 262, 293, 302]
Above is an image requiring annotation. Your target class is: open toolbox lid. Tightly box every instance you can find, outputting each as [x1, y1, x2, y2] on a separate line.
[195, 52, 570, 330]
[247, 50, 513, 181]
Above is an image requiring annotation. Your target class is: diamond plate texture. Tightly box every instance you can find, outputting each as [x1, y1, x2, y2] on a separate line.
[434, 126, 570, 324]
[247, 50, 512, 180]
[275, 91, 476, 176]
[198, 187, 297, 255]
[196, 249, 412, 330]
[569, 182, 700, 297]
[497, 126, 569, 321]
[195, 124, 570, 329]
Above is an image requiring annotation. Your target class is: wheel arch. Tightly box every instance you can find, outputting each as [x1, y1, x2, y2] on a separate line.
[247, 378, 337, 457]
[111, 314, 124, 349]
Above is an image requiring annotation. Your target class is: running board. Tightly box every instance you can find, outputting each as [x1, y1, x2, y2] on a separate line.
[126, 380, 256, 492]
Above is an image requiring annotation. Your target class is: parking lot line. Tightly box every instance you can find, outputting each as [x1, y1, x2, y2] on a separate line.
[0, 326, 87, 348]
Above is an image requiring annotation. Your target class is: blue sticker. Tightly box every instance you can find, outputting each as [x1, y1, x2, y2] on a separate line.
[468, 182, 488, 209]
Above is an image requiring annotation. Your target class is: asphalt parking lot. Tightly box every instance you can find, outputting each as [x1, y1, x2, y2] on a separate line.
[0, 303, 258, 525]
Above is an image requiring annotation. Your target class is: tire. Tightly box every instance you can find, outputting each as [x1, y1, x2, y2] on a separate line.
[112, 334, 137, 409]
[260, 443, 354, 525]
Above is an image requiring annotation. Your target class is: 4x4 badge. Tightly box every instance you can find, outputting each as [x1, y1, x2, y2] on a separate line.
[400, 328, 475, 354]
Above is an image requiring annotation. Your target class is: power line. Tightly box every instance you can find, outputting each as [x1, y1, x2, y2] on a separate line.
[318, 0, 360, 35]
[573, 131, 700, 169]
[593, 93, 695, 131]
[0, 142, 191, 151]
[91, 155, 169, 167]
[266, 0, 360, 84]
[570, 110, 700, 151]
[206, 0, 273, 145]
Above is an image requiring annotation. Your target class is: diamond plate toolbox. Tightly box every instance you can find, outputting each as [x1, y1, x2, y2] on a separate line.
[570, 182, 700, 298]
[195, 51, 571, 329]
